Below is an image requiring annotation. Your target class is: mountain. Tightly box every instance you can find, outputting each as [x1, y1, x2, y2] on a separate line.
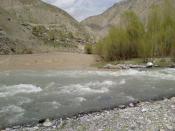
[0, 7, 46, 54]
[81, 0, 166, 41]
[0, 0, 90, 54]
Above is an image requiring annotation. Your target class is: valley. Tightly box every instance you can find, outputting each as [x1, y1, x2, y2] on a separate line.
[1, 0, 175, 130]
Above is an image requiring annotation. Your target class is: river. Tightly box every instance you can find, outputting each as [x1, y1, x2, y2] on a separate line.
[0, 68, 175, 128]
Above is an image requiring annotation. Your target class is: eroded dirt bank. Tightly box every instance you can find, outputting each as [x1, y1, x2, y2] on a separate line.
[0, 52, 97, 70]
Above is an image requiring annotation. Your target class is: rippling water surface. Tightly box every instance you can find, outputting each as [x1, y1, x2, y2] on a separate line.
[0, 68, 175, 128]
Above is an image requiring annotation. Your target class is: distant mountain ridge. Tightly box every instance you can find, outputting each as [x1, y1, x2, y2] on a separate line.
[1, 0, 171, 54]
[81, 0, 166, 41]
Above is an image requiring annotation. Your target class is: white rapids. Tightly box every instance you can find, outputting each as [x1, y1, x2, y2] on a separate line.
[0, 68, 175, 128]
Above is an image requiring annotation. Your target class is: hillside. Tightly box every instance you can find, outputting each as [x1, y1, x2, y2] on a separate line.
[0, 7, 44, 54]
[81, 0, 166, 41]
[0, 0, 91, 54]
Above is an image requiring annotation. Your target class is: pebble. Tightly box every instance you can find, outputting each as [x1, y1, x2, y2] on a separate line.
[171, 105, 175, 109]
[43, 119, 52, 127]
[33, 126, 39, 130]
[141, 108, 148, 112]
[171, 97, 175, 102]
[3, 98, 175, 131]
[119, 105, 126, 109]
[129, 103, 135, 107]
[159, 129, 165, 131]
[166, 124, 173, 130]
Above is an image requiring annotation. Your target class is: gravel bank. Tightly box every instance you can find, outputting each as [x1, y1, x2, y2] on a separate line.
[3, 97, 175, 131]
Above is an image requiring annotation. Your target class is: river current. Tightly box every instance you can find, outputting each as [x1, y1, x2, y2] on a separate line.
[0, 68, 175, 128]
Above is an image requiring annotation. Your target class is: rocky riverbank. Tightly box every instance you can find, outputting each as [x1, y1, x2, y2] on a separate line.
[2, 97, 175, 131]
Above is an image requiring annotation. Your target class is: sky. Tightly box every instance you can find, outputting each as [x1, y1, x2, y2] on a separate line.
[42, 0, 121, 21]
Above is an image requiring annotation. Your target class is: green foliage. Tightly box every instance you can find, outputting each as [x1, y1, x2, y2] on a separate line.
[85, 44, 93, 54]
[32, 25, 77, 48]
[32, 25, 46, 37]
[95, 10, 144, 61]
[95, 0, 175, 61]
[147, 0, 175, 58]
[171, 43, 175, 62]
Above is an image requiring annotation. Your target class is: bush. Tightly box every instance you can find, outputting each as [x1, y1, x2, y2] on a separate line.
[147, 0, 175, 57]
[32, 25, 46, 37]
[95, 0, 175, 61]
[95, 11, 144, 61]
[85, 44, 93, 54]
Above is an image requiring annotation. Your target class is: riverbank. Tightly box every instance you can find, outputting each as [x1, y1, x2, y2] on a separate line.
[95, 58, 175, 69]
[0, 52, 174, 71]
[0, 52, 97, 71]
[1, 53, 175, 131]
[2, 97, 175, 131]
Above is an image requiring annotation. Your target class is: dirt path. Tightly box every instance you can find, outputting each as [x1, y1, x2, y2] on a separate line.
[0, 52, 97, 70]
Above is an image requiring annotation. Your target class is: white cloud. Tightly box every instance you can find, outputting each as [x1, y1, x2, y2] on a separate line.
[42, 0, 122, 21]
[42, 0, 76, 8]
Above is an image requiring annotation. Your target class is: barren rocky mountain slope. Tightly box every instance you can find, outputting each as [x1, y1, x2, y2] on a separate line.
[0, 0, 91, 54]
[0, 7, 43, 54]
[81, 0, 169, 41]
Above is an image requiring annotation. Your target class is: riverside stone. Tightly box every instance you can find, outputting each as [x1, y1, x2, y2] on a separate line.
[4, 98, 175, 131]
[43, 119, 52, 127]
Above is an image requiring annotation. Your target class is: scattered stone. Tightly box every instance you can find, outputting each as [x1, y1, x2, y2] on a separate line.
[146, 62, 154, 68]
[141, 108, 148, 112]
[43, 119, 52, 127]
[3, 97, 175, 131]
[33, 126, 39, 130]
[171, 105, 175, 109]
[169, 64, 175, 68]
[12, 126, 20, 129]
[129, 103, 135, 107]
[103, 64, 120, 69]
[117, 64, 130, 69]
[166, 124, 173, 130]
[159, 129, 165, 131]
[129, 64, 146, 68]
[5, 128, 11, 131]
[170, 97, 175, 102]
[104, 63, 152, 69]
[119, 105, 126, 109]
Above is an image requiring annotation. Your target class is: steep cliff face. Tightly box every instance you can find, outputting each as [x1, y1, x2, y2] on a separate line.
[81, 0, 165, 41]
[0, 0, 91, 54]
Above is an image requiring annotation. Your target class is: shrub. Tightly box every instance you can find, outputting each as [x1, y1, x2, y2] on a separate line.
[95, 0, 175, 61]
[85, 44, 93, 54]
[95, 11, 144, 61]
[32, 25, 46, 37]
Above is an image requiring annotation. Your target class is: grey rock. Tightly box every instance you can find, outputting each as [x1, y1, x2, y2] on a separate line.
[129, 103, 135, 107]
[146, 62, 154, 68]
[141, 108, 148, 112]
[4, 97, 175, 131]
[171, 97, 175, 102]
[43, 119, 52, 127]
[104, 64, 120, 69]
[119, 105, 126, 109]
